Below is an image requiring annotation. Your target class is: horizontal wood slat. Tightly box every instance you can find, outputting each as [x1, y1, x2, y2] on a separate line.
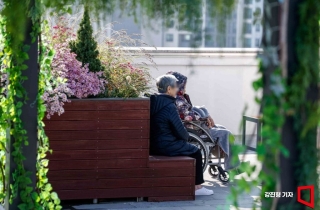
[49, 159, 147, 170]
[46, 130, 149, 140]
[46, 131, 98, 140]
[48, 170, 95, 180]
[50, 139, 149, 151]
[97, 149, 148, 159]
[62, 100, 150, 111]
[55, 187, 193, 200]
[97, 159, 147, 169]
[51, 177, 193, 190]
[45, 121, 97, 131]
[50, 140, 97, 150]
[45, 120, 149, 130]
[98, 110, 149, 120]
[48, 150, 97, 160]
[48, 149, 148, 160]
[46, 111, 98, 121]
[97, 139, 149, 149]
[46, 110, 150, 121]
[48, 167, 195, 181]
[98, 120, 149, 130]
[97, 101, 150, 110]
[97, 130, 149, 139]
[149, 156, 195, 168]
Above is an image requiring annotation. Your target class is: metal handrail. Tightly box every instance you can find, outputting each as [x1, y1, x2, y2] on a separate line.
[242, 115, 262, 151]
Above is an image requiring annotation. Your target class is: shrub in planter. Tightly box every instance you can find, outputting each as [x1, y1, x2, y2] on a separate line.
[69, 7, 105, 73]
[42, 11, 155, 118]
[97, 30, 154, 98]
[42, 18, 107, 118]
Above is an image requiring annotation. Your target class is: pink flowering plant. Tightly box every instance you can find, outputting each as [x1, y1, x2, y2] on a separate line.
[40, 14, 154, 118]
[42, 18, 106, 118]
[52, 42, 106, 99]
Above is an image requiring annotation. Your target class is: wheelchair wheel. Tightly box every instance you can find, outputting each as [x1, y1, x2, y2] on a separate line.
[218, 170, 230, 183]
[208, 165, 219, 178]
[188, 132, 209, 173]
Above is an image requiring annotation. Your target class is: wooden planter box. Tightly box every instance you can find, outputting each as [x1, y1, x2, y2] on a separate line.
[44, 98, 195, 202]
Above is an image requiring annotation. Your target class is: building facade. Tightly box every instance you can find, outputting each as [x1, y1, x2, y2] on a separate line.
[109, 0, 263, 48]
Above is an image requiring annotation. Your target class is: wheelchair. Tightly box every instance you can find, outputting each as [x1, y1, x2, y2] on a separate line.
[183, 119, 230, 183]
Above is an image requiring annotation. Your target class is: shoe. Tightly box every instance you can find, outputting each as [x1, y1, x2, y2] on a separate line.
[195, 187, 214, 196]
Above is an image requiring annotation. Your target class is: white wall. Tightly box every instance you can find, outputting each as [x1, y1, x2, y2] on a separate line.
[135, 47, 261, 135]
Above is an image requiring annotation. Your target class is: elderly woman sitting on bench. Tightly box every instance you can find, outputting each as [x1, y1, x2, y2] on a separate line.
[167, 71, 241, 171]
[149, 74, 213, 196]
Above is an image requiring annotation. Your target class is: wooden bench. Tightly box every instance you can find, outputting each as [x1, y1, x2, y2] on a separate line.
[45, 99, 195, 202]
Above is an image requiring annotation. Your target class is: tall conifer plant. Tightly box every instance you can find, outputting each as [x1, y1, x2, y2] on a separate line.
[70, 6, 104, 73]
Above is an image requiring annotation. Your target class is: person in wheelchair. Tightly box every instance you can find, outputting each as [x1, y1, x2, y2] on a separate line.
[150, 74, 214, 196]
[167, 71, 240, 171]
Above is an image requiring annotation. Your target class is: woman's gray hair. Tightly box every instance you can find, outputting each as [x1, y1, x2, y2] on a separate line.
[156, 75, 178, 93]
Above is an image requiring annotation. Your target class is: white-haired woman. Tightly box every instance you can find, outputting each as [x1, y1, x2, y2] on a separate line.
[150, 74, 214, 196]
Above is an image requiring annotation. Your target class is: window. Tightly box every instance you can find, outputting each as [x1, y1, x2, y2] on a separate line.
[179, 34, 192, 47]
[232, 11, 237, 19]
[256, 0, 261, 2]
[245, 0, 252, 4]
[255, 39, 260, 47]
[244, 8, 252, 19]
[205, 33, 214, 47]
[228, 37, 236, 47]
[232, 37, 236, 47]
[256, 24, 260, 32]
[233, 22, 237, 33]
[244, 23, 252, 34]
[166, 34, 174, 42]
[244, 38, 251, 47]
[181, 34, 191, 41]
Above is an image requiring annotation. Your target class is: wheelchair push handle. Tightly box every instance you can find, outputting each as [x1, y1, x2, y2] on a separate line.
[199, 117, 209, 122]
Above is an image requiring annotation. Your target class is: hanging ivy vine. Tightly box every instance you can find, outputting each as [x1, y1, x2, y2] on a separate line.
[228, 0, 320, 209]
[293, 0, 320, 208]
[0, 0, 62, 209]
[36, 20, 62, 210]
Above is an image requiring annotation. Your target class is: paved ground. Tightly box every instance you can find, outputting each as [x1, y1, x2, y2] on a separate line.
[63, 153, 261, 210]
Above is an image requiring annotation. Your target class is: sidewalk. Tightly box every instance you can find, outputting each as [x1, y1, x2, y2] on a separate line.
[63, 153, 261, 210]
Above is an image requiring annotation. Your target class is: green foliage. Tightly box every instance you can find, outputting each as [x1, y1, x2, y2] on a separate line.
[228, 62, 286, 209]
[69, 7, 104, 73]
[228, 0, 320, 209]
[0, 2, 62, 209]
[37, 20, 62, 210]
[0, 15, 42, 209]
[292, 0, 320, 207]
[96, 29, 154, 98]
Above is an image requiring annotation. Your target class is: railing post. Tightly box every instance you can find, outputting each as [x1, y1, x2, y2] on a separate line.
[257, 119, 262, 144]
[242, 116, 246, 146]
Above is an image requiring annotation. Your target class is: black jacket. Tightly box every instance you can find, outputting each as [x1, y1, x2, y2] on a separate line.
[150, 94, 198, 156]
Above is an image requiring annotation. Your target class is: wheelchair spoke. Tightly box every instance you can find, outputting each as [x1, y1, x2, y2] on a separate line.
[188, 133, 209, 173]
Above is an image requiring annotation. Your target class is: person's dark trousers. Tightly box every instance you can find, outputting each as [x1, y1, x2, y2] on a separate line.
[188, 149, 204, 185]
